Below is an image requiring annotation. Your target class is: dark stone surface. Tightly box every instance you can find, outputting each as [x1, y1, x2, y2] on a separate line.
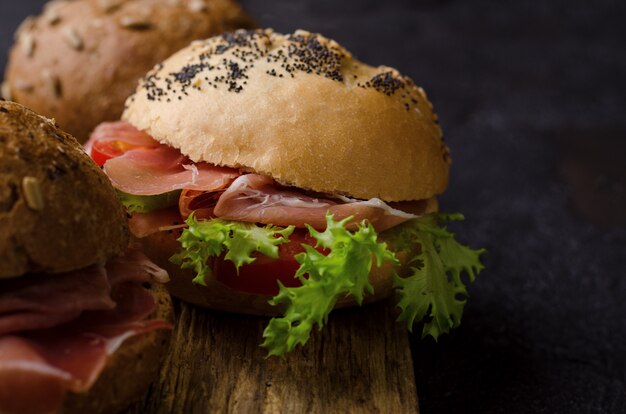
[2, 1, 625, 413]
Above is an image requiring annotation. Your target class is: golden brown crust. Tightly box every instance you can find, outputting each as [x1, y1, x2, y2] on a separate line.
[60, 283, 174, 414]
[123, 29, 450, 201]
[139, 198, 438, 315]
[4, 0, 256, 142]
[0, 101, 129, 278]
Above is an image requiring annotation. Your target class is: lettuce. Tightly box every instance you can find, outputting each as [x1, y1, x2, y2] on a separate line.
[171, 211, 485, 356]
[116, 190, 181, 213]
[170, 214, 294, 285]
[389, 213, 486, 339]
[261, 214, 399, 356]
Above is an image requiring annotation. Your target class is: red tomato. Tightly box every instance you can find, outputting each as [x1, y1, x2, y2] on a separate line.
[91, 140, 142, 167]
[214, 230, 326, 296]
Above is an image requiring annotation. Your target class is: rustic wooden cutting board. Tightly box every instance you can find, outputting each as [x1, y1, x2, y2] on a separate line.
[128, 298, 419, 413]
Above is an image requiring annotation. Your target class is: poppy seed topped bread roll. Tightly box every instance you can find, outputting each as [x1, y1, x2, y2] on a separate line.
[123, 29, 450, 202]
[3, 0, 255, 142]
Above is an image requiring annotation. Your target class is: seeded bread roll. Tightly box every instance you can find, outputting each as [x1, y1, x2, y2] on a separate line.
[0, 101, 128, 278]
[3, 0, 255, 143]
[123, 29, 450, 202]
[60, 282, 173, 414]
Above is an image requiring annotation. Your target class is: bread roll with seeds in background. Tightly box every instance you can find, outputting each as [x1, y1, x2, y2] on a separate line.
[2, 0, 256, 143]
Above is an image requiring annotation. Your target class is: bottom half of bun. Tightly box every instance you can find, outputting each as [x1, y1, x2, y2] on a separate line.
[138, 223, 427, 316]
[60, 283, 174, 414]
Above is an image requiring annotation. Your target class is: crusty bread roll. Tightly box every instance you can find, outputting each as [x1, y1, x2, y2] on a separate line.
[138, 198, 439, 315]
[122, 29, 450, 202]
[0, 100, 128, 278]
[60, 283, 173, 414]
[3, 0, 255, 142]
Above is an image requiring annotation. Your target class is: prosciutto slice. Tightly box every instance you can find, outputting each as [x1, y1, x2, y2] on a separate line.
[0, 250, 171, 414]
[213, 174, 417, 232]
[103, 145, 239, 195]
[179, 189, 225, 220]
[128, 207, 184, 238]
[0, 265, 114, 336]
[84, 121, 160, 154]
[87, 121, 240, 196]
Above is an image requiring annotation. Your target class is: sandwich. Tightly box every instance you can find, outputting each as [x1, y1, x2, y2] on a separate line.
[0, 101, 173, 413]
[3, 0, 255, 142]
[85, 29, 485, 356]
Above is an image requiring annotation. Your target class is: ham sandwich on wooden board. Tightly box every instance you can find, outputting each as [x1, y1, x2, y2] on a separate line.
[0, 101, 173, 414]
[85, 29, 486, 356]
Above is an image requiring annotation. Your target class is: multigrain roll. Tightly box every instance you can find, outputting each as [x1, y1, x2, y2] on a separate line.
[3, 0, 255, 142]
[85, 29, 485, 356]
[0, 100, 174, 413]
[0, 100, 128, 277]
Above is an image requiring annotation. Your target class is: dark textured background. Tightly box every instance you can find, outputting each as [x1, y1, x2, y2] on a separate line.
[2, 1, 625, 413]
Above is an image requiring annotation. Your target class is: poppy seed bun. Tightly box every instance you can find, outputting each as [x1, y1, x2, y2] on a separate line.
[123, 29, 450, 202]
[138, 198, 438, 315]
[60, 282, 173, 414]
[0, 101, 128, 279]
[3, 0, 255, 143]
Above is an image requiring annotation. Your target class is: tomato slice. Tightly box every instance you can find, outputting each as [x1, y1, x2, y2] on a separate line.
[214, 230, 326, 296]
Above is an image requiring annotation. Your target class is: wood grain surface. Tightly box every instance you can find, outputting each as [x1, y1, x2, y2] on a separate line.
[128, 299, 419, 413]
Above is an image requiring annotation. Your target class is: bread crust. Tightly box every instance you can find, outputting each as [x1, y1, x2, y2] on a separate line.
[0, 101, 129, 278]
[60, 282, 174, 414]
[4, 0, 255, 142]
[138, 198, 438, 315]
[123, 29, 450, 201]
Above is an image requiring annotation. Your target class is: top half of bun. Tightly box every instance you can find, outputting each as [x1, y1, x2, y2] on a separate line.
[123, 29, 451, 202]
[0, 101, 129, 279]
[3, 0, 256, 142]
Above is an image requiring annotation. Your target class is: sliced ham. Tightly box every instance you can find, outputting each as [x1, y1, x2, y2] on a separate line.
[0, 251, 171, 414]
[213, 174, 418, 232]
[0, 265, 114, 336]
[128, 207, 184, 238]
[85, 121, 161, 154]
[104, 145, 239, 195]
[105, 248, 170, 285]
[86, 121, 240, 196]
[0, 265, 112, 315]
[179, 189, 224, 220]
[87, 122, 419, 233]
[0, 294, 167, 414]
[333, 196, 421, 232]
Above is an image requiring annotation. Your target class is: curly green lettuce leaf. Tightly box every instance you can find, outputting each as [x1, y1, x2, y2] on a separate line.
[170, 214, 294, 285]
[390, 213, 485, 340]
[261, 213, 399, 356]
[116, 189, 181, 213]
